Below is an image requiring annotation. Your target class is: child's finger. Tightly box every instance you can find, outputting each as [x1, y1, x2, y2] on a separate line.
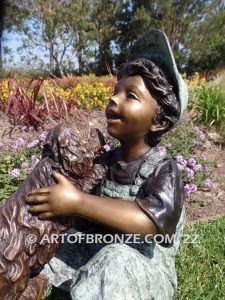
[26, 194, 48, 203]
[38, 212, 54, 220]
[28, 187, 50, 196]
[28, 204, 49, 213]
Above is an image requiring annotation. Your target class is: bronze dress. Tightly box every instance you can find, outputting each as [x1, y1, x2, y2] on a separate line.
[41, 147, 185, 300]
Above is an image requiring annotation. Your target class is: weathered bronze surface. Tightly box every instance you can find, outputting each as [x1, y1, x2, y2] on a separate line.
[0, 121, 107, 300]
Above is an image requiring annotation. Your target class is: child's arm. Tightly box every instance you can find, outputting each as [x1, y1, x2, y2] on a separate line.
[27, 171, 157, 235]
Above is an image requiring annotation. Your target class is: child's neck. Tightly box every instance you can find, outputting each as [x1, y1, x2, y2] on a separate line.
[120, 141, 151, 162]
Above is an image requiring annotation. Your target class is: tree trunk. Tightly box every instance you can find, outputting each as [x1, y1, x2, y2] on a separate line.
[49, 41, 54, 72]
[0, 34, 3, 70]
[77, 32, 84, 74]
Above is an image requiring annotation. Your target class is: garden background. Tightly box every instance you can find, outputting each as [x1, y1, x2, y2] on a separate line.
[0, 1, 225, 299]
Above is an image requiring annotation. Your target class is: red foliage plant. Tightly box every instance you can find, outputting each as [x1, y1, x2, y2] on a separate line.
[1, 79, 49, 130]
[0, 79, 77, 130]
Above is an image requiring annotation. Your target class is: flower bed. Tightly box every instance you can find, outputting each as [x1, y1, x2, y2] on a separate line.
[0, 74, 220, 202]
[0, 114, 216, 204]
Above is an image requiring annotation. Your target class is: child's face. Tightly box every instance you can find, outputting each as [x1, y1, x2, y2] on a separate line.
[105, 75, 158, 143]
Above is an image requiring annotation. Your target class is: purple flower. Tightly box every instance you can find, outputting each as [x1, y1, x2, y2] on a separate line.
[199, 131, 205, 140]
[31, 155, 37, 161]
[0, 142, 4, 148]
[10, 168, 20, 178]
[103, 145, 111, 151]
[194, 126, 200, 132]
[185, 167, 195, 179]
[11, 139, 24, 151]
[108, 139, 113, 146]
[184, 183, 197, 195]
[22, 126, 30, 132]
[176, 155, 183, 160]
[204, 141, 211, 148]
[11, 143, 19, 151]
[193, 164, 202, 172]
[177, 163, 184, 171]
[39, 132, 47, 142]
[17, 138, 25, 146]
[21, 162, 29, 169]
[176, 155, 183, 163]
[203, 179, 215, 188]
[187, 158, 197, 167]
[27, 139, 39, 149]
[103, 140, 113, 152]
[157, 146, 167, 153]
[176, 155, 187, 167]
[205, 165, 210, 173]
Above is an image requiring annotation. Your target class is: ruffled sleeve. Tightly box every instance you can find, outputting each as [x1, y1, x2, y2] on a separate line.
[135, 158, 184, 242]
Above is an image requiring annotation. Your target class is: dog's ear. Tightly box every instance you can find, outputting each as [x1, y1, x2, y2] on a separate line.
[96, 129, 106, 147]
[90, 128, 106, 148]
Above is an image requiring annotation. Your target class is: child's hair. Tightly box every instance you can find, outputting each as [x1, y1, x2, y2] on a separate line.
[117, 58, 180, 146]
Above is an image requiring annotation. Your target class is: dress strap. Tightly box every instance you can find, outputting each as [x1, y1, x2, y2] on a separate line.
[129, 148, 166, 196]
[138, 148, 167, 179]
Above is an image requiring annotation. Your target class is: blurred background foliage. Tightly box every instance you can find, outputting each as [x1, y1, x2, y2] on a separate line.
[0, 0, 224, 77]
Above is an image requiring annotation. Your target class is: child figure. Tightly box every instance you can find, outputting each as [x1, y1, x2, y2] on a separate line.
[27, 30, 188, 300]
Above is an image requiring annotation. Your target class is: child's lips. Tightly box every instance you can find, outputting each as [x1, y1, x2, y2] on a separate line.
[106, 110, 121, 122]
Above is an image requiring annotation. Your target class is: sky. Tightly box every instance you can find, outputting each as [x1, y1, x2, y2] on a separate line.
[3, 29, 48, 68]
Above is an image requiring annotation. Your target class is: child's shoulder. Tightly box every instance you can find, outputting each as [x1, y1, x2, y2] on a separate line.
[145, 148, 181, 181]
[142, 147, 179, 171]
[157, 156, 180, 174]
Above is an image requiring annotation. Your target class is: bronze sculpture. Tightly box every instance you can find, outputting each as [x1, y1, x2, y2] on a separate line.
[0, 121, 107, 300]
[25, 30, 188, 299]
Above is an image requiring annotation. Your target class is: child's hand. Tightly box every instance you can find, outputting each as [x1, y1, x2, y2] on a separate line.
[26, 171, 82, 219]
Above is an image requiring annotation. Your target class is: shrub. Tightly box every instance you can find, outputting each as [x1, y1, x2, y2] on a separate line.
[190, 82, 225, 137]
[0, 134, 43, 203]
[160, 123, 216, 196]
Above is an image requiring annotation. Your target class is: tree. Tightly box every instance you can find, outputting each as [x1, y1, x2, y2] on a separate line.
[11, 0, 104, 76]
[2, 0, 224, 75]
[0, 0, 9, 70]
[89, 0, 122, 75]
[9, 0, 81, 76]
[61, 0, 96, 74]
[114, 0, 218, 71]
[184, 1, 225, 74]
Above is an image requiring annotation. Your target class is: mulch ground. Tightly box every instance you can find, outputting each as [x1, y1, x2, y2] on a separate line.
[185, 144, 225, 226]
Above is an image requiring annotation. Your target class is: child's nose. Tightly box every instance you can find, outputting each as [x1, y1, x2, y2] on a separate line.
[109, 94, 120, 106]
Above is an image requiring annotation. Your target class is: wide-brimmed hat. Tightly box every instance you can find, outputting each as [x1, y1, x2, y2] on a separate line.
[129, 30, 188, 124]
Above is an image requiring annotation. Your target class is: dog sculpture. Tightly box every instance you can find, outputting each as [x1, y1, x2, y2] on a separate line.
[0, 121, 108, 300]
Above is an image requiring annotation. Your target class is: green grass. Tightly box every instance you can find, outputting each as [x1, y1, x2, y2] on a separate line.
[174, 216, 225, 300]
[43, 216, 225, 300]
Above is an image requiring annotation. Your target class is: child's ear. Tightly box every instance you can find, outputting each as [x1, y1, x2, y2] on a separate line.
[150, 118, 170, 133]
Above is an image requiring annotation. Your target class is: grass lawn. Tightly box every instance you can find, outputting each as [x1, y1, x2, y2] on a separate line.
[44, 215, 225, 300]
[175, 215, 225, 299]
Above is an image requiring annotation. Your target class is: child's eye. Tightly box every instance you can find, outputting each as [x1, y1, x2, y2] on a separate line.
[127, 93, 138, 100]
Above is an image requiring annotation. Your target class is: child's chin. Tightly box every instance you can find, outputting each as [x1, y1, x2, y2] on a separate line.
[106, 127, 120, 140]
